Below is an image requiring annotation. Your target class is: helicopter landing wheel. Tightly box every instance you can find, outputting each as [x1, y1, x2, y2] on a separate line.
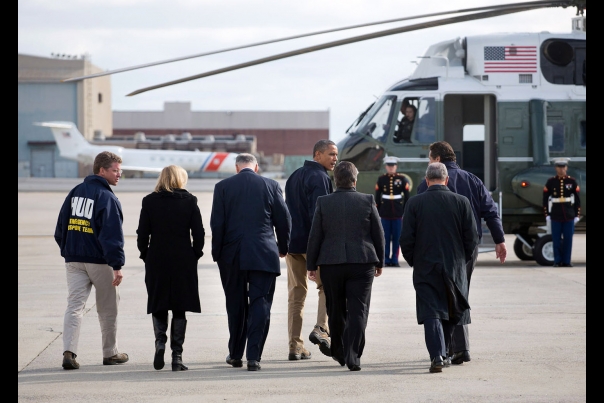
[533, 235, 554, 266]
[513, 237, 535, 261]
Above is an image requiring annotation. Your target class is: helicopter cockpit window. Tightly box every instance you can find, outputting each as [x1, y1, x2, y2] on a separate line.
[413, 97, 437, 144]
[351, 95, 397, 143]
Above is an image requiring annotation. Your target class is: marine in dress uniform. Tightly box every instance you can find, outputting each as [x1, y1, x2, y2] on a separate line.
[375, 156, 410, 267]
[542, 158, 582, 267]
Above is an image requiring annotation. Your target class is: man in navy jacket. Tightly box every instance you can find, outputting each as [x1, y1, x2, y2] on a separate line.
[284, 139, 338, 361]
[55, 151, 128, 370]
[211, 153, 291, 371]
[416, 141, 507, 365]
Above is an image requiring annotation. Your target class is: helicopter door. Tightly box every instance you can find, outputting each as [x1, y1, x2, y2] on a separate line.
[443, 94, 497, 191]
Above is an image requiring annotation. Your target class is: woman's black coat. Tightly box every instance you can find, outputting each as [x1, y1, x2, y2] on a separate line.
[136, 189, 204, 314]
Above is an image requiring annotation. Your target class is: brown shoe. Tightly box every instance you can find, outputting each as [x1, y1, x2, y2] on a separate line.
[103, 352, 129, 365]
[309, 326, 331, 357]
[288, 346, 312, 360]
[62, 351, 80, 370]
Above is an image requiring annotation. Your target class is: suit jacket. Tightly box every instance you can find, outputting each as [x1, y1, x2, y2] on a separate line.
[306, 188, 384, 270]
[399, 184, 479, 324]
[210, 168, 291, 274]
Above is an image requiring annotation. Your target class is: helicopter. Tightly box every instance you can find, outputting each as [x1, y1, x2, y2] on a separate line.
[62, 0, 586, 265]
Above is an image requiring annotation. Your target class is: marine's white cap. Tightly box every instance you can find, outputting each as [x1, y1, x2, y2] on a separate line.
[384, 156, 398, 165]
[553, 158, 570, 167]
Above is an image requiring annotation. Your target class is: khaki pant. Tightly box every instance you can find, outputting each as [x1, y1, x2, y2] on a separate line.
[286, 253, 328, 350]
[63, 262, 120, 358]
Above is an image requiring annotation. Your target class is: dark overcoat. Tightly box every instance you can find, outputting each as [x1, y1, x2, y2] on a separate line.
[399, 185, 478, 325]
[136, 189, 204, 314]
[306, 188, 385, 270]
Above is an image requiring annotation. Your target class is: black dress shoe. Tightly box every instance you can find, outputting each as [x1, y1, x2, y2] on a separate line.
[226, 354, 243, 368]
[563, 263, 573, 267]
[553, 263, 561, 267]
[247, 360, 261, 371]
[430, 356, 444, 373]
[348, 364, 361, 371]
[451, 350, 471, 365]
[332, 356, 345, 366]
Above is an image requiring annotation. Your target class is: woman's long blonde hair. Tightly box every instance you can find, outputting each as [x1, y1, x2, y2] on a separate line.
[154, 165, 188, 192]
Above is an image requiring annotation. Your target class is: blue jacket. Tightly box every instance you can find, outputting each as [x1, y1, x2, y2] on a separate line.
[285, 160, 334, 253]
[416, 161, 505, 244]
[210, 168, 291, 274]
[55, 175, 125, 270]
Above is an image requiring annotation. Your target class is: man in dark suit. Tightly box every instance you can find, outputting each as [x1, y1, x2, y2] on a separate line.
[210, 153, 291, 371]
[400, 162, 479, 373]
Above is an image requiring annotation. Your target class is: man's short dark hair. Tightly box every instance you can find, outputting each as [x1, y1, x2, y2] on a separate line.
[429, 141, 456, 162]
[333, 161, 358, 188]
[93, 151, 122, 174]
[313, 139, 336, 158]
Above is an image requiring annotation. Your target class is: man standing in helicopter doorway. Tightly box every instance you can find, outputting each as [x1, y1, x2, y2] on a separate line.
[543, 158, 581, 267]
[375, 156, 410, 267]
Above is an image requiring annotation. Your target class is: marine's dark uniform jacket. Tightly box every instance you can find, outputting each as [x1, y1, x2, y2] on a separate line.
[542, 175, 581, 222]
[55, 175, 125, 270]
[416, 161, 504, 244]
[400, 185, 479, 325]
[375, 173, 410, 219]
[285, 160, 333, 253]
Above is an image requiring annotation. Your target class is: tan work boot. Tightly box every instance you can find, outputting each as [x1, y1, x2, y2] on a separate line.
[288, 346, 312, 360]
[309, 325, 331, 357]
[103, 352, 129, 365]
[62, 351, 80, 370]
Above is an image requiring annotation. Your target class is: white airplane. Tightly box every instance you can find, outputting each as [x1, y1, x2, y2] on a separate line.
[36, 121, 238, 175]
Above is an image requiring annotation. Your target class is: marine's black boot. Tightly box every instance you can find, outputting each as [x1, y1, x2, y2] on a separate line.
[170, 318, 188, 371]
[152, 315, 168, 370]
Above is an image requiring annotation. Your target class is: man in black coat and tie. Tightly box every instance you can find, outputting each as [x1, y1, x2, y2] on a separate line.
[210, 153, 291, 371]
[400, 162, 479, 373]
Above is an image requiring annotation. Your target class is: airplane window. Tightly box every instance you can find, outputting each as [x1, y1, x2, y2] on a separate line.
[547, 122, 565, 152]
[414, 97, 436, 143]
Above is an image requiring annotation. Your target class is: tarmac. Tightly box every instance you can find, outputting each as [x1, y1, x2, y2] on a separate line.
[18, 178, 586, 402]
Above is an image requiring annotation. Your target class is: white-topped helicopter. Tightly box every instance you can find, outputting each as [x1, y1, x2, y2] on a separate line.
[63, 0, 586, 265]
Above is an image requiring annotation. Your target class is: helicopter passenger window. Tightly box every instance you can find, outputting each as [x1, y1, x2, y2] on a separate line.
[414, 97, 436, 143]
[547, 122, 565, 153]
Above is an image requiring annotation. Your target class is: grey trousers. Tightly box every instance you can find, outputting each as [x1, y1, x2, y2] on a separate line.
[63, 262, 120, 358]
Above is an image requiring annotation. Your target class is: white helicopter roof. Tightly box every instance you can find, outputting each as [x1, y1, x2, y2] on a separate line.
[398, 16, 586, 101]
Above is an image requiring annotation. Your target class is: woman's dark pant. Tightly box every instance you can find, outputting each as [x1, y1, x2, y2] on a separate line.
[321, 263, 375, 368]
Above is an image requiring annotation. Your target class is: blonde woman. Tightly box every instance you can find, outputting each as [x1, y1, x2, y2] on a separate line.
[136, 165, 205, 371]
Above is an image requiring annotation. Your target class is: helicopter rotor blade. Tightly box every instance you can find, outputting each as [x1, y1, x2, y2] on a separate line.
[62, 0, 569, 83]
[127, 4, 556, 96]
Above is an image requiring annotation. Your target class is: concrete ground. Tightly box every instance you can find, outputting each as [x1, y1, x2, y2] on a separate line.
[18, 178, 586, 402]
